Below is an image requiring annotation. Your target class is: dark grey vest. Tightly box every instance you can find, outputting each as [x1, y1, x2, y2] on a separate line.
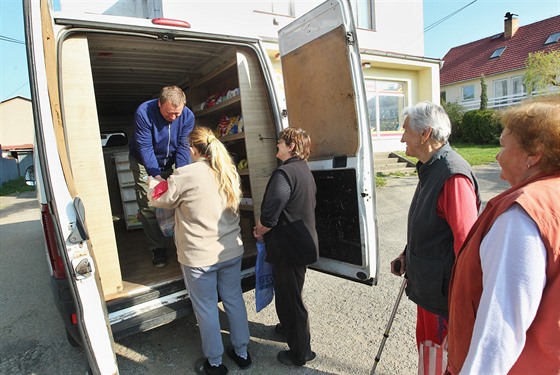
[405, 143, 480, 315]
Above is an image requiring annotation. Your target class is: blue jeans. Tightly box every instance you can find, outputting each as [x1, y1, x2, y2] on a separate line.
[181, 255, 250, 366]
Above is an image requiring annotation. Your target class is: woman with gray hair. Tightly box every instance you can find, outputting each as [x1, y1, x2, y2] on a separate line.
[390, 101, 481, 351]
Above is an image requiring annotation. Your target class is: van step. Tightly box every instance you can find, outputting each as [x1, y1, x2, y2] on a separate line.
[111, 298, 193, 340]
[106, 279, 186, 313]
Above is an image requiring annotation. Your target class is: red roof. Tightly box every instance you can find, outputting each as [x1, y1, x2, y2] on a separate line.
[440, 15, 560, 86]
[1, 144, 34, 151]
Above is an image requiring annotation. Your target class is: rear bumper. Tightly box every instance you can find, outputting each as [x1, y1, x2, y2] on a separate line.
[50, 276, 81, 344]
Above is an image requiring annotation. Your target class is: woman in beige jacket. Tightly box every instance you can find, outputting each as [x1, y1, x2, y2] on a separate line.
[148, 126, 251, 375]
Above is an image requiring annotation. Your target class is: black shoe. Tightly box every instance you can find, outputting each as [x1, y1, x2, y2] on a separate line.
[277, 350, 316, 366]
[194, 358, 228, 375]
[151, 248, 167, 267]
[226, 346, 252, 369]
[274, 323, 285, 336]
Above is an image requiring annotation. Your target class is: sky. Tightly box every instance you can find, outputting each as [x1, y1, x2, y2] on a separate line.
[1, 0, 559, 102]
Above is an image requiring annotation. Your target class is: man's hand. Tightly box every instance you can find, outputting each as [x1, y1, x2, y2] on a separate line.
[147, 175, 164, 184]
[390, 253, 406, 276]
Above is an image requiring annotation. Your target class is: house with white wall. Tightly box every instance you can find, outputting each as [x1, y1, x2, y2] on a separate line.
[0, 96, 35, 185]
[440, 13, 560, 111]
[58, 0, 441, 152]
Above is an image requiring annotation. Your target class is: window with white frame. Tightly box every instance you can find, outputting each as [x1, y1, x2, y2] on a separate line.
[512, 76, 525, 102]
[462, 85, 475, 101]
[349, 0, 375, 30]
[490, 46, 506, 59]
[254, 1, 294, 16]
[544, 32, 560, 45]
[365, 80, 406, 137]
[494, 79, 508, 105]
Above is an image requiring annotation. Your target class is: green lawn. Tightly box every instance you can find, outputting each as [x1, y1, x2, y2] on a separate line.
[378, 143, 501, 187]
[0, 177, 35, 196]
[395, 143, 500, 167]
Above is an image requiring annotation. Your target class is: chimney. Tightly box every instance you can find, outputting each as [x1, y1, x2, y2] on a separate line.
[504, 12, 519, 39]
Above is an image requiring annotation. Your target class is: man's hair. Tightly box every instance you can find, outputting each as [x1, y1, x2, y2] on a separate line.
[159, 86, 186, 107]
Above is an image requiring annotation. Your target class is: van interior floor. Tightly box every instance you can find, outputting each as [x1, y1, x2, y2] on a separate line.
[107, 218, 182, 301]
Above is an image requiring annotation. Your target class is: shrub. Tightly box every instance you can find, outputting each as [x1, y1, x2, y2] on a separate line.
[443, 101, 466, 142]
[461, 110, 503, 144]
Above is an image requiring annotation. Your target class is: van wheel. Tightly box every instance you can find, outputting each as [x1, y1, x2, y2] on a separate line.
[65, 327, 81, 347]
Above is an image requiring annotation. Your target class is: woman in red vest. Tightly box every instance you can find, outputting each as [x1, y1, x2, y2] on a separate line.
[447, 95, 560, 374]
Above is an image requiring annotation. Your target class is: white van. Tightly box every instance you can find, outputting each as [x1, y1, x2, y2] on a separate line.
[24, 0, 379, 373]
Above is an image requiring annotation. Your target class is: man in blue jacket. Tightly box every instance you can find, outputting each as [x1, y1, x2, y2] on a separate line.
[129, 86, 195, 267]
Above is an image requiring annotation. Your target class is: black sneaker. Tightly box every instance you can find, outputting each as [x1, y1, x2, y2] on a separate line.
[226, 346, 252, 369]
[151, 248, 167, 267]
[194, 358, 228, 375]
[277, 350, 316, 366]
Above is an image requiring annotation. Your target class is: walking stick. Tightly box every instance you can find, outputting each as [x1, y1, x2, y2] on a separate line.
[370, 261, 407, 375]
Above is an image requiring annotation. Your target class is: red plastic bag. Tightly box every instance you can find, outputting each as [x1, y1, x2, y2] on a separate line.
[418, 339, 448, 375]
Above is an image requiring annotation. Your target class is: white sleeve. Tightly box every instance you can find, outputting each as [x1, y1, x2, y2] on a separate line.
[459, 204, 547, 375]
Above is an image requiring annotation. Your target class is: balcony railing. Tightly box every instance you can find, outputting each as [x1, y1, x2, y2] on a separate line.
[459, 92, 529, 110]
[458, 89, 559, 111]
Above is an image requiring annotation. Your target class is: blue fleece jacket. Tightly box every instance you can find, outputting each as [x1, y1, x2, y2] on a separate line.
[129, 99, 195, 177]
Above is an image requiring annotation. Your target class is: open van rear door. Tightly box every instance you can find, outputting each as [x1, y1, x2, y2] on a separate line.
[23, 1, 118, 373]
[278, 0, 379, 284]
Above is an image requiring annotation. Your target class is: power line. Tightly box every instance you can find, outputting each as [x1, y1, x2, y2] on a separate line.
[424, 0, 478, 33]
[4, 81, 30, 100]
[0, 35, 25, 45]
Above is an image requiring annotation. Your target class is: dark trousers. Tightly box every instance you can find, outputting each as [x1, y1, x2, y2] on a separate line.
[128, 153, 172, 252]
[273, 264, 312, 362]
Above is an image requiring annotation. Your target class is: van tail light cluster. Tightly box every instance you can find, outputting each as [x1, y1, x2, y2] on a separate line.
[41, 204, 66, 279]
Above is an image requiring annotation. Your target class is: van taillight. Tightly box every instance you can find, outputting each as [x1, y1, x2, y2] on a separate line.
[41, 204, 66, 279]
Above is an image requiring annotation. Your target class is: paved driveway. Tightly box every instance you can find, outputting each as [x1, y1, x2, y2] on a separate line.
[0, 163, 509, 375]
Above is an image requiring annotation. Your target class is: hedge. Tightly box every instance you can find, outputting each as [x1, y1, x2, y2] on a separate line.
[458, 110, 503, 145]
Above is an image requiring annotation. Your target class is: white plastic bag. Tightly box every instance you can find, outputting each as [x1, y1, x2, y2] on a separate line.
[155, 207, 175, 237]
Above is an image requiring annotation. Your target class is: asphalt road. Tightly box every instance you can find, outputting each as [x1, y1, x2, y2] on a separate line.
[0, 163, 509, 375]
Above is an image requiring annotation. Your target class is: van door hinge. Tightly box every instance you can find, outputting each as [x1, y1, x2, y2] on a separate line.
[282, 109, 288, 118]
[346, 32, 355, 45]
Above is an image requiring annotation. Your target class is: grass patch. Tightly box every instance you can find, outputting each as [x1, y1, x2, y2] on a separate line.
[450, 143, 500, 166]
[0, 177, 36, 196]
[394, 143, 500, 167]
[375, 175, 387, 187]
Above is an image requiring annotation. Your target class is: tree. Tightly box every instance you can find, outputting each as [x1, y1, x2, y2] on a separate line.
[523, 50, 560, 95]
[479, 75, 488, 110]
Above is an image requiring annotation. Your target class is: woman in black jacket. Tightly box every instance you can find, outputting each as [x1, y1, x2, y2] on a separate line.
[253, 127, 318, 367]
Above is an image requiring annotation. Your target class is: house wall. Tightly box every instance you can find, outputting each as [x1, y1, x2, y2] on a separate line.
[442, 69, 525, 103]
[0, 97, 35, 147]
[57, 0, 436, 154]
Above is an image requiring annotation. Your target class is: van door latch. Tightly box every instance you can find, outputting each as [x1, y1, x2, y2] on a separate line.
[346, 32, 355, 45]
[74, 258, 93, 279]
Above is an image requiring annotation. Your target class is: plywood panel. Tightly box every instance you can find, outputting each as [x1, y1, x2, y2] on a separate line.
[236, 48, 278, 223]
[281, 26, 359, 160]
[61, 36, 123, 295]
